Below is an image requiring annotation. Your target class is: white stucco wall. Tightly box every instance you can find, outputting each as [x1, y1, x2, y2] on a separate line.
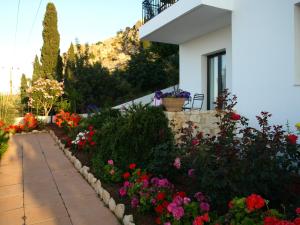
[231, 0, 300, 130]
[179, 27, 232, 109]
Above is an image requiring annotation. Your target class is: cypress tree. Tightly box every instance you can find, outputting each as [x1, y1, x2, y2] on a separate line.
[32, 55, 41, 82]
[65, 43, 76, 81]
[20, 74, 29, 105]
[40, 2, 60, 80]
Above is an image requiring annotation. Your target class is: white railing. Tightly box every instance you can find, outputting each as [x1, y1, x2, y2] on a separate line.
[113, 85, 178, 110]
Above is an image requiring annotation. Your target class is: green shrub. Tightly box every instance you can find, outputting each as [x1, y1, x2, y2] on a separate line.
[91, 104, 176, 177]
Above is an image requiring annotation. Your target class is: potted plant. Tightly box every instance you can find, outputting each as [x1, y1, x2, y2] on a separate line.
[155, 90, 190, 112]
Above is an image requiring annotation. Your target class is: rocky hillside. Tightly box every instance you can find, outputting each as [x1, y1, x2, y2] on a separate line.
[78, 21, 142, 71]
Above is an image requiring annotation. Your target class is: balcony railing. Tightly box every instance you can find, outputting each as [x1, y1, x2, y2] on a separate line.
[142, 0, 179, 23]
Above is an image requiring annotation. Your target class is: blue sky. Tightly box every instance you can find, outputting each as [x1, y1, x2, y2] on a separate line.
[0, 0, 141, 92]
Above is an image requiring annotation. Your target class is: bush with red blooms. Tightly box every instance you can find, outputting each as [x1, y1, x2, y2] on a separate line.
[0, 120, 9, 157]
[54, 110, 81, 129]
[177, 89, 299, 212]
[118, 164, 211, 225]
[71, 125, 96, 151]
[213, 194, 300, 225]
[4, 113, 38, 133]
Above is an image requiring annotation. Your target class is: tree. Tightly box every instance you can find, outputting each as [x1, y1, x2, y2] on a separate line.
[40, 2, 60, 80]
[27, 78, 64, 116]
[20, 74, 29, 105]
[32, 55, 41, 82]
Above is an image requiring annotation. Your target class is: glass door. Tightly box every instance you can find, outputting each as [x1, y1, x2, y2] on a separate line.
[207, 52, 226, 110]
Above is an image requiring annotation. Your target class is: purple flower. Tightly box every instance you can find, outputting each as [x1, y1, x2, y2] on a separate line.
[131, 197, 139, 208]
[172, 206, 184, 220]
[194, 192, 205, 202]
[183, 197, 191, 205]
[200, 202, 210, 212]
[173, 157, 181, 169]
[188, 169, 195, 177]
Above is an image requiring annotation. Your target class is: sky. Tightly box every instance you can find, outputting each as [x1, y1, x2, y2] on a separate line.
[0, 0, 142, 93]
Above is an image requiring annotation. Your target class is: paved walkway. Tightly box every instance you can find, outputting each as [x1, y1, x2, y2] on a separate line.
[0, 133, 119, 225]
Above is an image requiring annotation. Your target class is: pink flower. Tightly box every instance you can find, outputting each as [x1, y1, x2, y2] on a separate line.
[183, 197, 191, 205]
[151, 198, 157, 205]
[123, 181, 131, 188]
[173, 157, 181, 169]
[200, 202, 210, 212]
[109, 169, 115, 175]
[188, 169, 195, 177]
[131, 197, 139, 208]
[107, 159, 114, 165]
[172, 206, 184, 220]
[173, 196, 183, 206]
[296, 207, 300, 214]
[167, 202, 177, 213]
[164, 223, 171, 225]
[194, 192, 205, 202]
[143, 179, 149, 188]
[119, 187, 127, 197]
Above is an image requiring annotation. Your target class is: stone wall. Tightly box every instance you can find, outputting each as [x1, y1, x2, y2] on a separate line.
[165, 110, 219, 137]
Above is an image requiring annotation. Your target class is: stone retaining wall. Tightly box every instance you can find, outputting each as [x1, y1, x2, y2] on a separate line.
[165, 110, 219, 136]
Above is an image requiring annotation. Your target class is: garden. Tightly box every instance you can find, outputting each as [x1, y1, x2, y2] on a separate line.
[41, 90, 300, 225]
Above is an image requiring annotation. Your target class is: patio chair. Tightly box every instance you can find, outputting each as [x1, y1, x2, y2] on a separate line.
[182, 94, 204, 111]
[192, 94, 204, 111]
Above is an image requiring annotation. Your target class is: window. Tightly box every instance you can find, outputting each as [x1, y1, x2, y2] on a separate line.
[295, 3, 300, 85]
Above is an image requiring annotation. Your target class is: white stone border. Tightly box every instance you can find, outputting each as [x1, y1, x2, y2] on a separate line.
[48, 129, 135, 225]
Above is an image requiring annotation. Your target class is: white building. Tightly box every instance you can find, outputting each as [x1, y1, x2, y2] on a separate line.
[140, 0, 300, 129]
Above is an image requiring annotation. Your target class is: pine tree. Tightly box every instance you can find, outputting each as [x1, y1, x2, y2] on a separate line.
[40, 2, 60, 80]
[32, 55, 41, 82]
[20, 74, 29, 105]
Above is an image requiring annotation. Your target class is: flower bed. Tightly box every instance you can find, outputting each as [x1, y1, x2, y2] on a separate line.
[49, 93, 300, 225]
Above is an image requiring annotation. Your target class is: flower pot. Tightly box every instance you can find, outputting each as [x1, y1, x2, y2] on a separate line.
[162, 97, 185, 112]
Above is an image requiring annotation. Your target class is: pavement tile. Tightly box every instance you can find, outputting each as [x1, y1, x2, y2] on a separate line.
[0, 195, 23, 213]
[0, 208, 24, 225]
[28, 216, 72, 225]
[0, 184, 23, 199]
[25, 201, 68, 224]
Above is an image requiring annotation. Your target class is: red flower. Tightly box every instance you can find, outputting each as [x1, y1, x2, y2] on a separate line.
[123, 172, 130, 180]
[246, 194, 265, 212]
[230, 112, 241, 121]
[136, 169, 141, 176]
[264, 216, 279, 225]
[90, 141, 96, 146]
[176, 191, 187, 198]
[294, 218, 300, 225]
[287, 134, 298, 145]
[155, 204, 164, 214]
[129, 163, 136, 170]
[192, 139, 200, 146]
[296, 208, 300, 215]
[162, 201, 169, 208]
[155, 217, 162, 225]
[140, 174, 149, 181]
[228, 200, 234, 209]
[156, 192, 166, 201]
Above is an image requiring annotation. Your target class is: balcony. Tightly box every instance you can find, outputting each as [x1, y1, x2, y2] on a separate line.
[140, 0, 233, 44]
[142, 0, 179, 23]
